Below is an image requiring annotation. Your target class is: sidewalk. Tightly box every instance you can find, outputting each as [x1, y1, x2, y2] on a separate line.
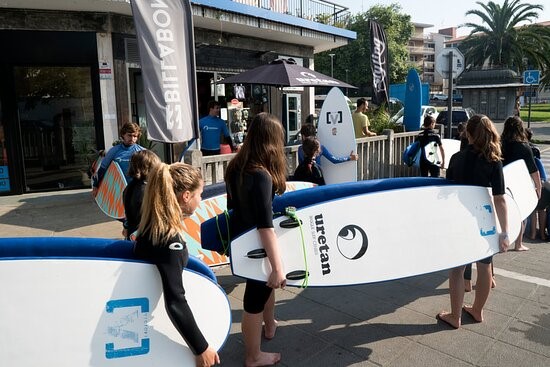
[1, 187, 549, 366]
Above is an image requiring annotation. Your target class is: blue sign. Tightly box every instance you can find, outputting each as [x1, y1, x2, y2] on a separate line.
[523, 70, 540, 85]
[0, 166, 9, 192]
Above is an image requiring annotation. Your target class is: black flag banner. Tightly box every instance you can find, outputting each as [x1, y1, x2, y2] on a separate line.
[130, 0, 198, 143]
[369, 20, 389, 107]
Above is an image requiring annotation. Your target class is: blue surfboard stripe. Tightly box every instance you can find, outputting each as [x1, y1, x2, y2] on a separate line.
[0, 237, 216, 281]
[201, 177, 452, 253]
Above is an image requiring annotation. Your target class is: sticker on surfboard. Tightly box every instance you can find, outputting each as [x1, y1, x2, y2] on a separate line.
[94, 161, 127, 219]
[317, 87, 357, 184]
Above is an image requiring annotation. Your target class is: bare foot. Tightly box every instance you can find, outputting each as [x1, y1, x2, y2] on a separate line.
[436, 311, 460, 329]
[462, 305, 483, 322]
[464, 279, 472, 292]
[491, 277, 496, 289]
[513, 245, 529, 251]
[245, 351, 281, 367]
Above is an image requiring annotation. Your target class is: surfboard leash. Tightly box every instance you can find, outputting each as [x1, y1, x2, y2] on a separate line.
[215, 210, 231, 256]
[282, 206, 309, 288]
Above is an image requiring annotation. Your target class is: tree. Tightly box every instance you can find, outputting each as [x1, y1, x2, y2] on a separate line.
[315, 4, 414, 97]
[460, 0, 550, 84]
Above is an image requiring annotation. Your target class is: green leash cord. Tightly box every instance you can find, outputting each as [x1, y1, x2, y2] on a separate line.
[215, 210, 231, 256]
[284, 206, 309, 288]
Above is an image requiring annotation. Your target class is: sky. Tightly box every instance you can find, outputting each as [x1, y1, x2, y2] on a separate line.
[335, 0, 550, 36]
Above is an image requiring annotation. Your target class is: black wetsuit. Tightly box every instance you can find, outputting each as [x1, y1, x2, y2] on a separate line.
[226, 169, 275, 314]
[293, 158, 326, 185]
[501, 140, 538, 174]
[134, 233, 208, 355]
[123, 178, 146, 240]
[447, 145, 505, 265]
[416, 128, 443, 177]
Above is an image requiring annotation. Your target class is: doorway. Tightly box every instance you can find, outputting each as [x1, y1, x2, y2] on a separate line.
[14, 66, 96, 191]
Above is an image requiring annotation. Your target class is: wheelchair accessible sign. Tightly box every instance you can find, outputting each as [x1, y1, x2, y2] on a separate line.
[523, 70, 540, 85]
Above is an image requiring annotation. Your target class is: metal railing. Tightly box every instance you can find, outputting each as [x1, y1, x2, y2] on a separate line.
[232, 0, 351, 27]
[184, 129, 424, 185]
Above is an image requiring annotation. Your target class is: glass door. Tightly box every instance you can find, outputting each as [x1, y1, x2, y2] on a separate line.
[284, 93, 301, 144]
[14, 66, 96, 191]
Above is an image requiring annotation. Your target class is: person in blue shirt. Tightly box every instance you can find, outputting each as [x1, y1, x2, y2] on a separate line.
[92, 122, 145, 196]
[199, 100, 235, 156]
[297, 123, 358, 165]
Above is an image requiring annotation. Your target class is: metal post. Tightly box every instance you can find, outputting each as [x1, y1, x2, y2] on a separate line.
[446, 51, 454, 139]
[528, 84, 532, 128]
[345, 69, 349, 96]
[329, 54, 335, 77]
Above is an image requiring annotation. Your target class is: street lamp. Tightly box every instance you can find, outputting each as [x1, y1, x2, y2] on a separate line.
[328, 53, 335, 77]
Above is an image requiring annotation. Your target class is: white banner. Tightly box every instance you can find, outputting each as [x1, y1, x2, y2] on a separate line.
[130, 0, 198, 143]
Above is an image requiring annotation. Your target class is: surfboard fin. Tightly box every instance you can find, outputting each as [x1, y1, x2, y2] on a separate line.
[246, 248, 267, 259]
[286, 270, 309, 281]
[280, 218, 302, 228]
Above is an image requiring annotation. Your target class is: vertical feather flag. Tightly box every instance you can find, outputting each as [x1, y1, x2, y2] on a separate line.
[369, 20, 390, 107]
[130, 0, 198, 143]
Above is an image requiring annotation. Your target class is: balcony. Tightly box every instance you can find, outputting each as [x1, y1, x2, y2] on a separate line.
[233, 0, 351, 27]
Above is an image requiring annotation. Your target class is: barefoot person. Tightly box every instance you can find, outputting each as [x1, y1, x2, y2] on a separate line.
[437, 114, 509, 329]
[225, 113, 287, 366]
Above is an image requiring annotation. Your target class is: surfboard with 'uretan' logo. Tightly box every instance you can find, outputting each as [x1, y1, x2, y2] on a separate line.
[229, 184, 522, 287]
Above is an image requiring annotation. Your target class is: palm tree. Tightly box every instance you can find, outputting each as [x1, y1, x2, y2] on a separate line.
[460, 0, 550, 78]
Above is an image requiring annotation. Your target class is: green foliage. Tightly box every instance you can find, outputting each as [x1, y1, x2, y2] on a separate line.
[367, 105, 400, 133]
[460, 0, 550, 86]
[314, 4, 414, 97]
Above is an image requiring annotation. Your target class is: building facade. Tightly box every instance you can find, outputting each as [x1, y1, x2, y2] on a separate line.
[0, 0, 355, 195]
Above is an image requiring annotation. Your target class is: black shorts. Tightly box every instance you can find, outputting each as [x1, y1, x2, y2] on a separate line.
[243, 279, 273, 314]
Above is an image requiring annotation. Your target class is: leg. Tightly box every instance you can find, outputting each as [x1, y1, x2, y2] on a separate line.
[514, 221, 529, 251]
[263, 291, 278, 339]
[539, 209, 547, 240]
[438, 265, 465, 329]
[491, 262, 496, 288]
[464, 261, 492, 322]
[529, 210, 537, 239]
[464, 263, 472, 292]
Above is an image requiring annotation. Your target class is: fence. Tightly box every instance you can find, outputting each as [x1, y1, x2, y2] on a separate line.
[184, 129, 425, 184]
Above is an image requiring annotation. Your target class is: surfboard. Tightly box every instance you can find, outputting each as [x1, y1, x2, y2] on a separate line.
[171, 180, 316, 267]
[423, 141, 440, 165]
[94, 161, 127, 219]
[403, 69, 422, 132]
[441, 138, 461, 169]
[0, 237, 230, 366]
[317, 87, 357, 184]
[503, 159, 538, 220]
[229, 184, 519, 287]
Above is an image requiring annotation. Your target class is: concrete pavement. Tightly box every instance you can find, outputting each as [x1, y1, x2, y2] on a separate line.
[1, 120, 550, 366]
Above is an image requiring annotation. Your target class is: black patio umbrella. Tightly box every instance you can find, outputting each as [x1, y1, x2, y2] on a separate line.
[221, 58, 356, 89]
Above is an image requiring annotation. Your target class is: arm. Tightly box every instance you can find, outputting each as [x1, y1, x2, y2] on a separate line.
[439, 144, 445, 169]
[531, 170, 542, 199]
[493, 195, 509, 253]
[320, 145, 351, 164]
[361, 115, 377, 137]
[258, 228, 286, 289]
[92, 146, 119, 194]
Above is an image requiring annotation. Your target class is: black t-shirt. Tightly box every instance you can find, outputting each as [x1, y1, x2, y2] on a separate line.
[226, 169, 274, 234]
[447, 145, 505, 196]
[501, 140, 538, 174]
[134, 233, 208, 355]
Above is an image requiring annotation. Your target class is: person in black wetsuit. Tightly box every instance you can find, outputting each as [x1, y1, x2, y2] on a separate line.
[415, 115, 445, 177]
[437, 114, 509, 329]
[134, 163, 220, 367]
[225, 112, 287, 367]
[293, 136, 325, 185]
[501, 115, 541, 251]
[122, 150, 161, 240]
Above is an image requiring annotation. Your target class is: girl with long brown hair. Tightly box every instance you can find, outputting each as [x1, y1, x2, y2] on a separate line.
[225, 112, 286, 367]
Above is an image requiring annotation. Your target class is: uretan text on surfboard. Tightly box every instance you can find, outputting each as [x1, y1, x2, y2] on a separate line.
[312, 213, 331, 275]
[150, 0, 183, 130]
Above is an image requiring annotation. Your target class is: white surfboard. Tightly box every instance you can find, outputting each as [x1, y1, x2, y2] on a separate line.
[0, 260, 231, 366]
[230, 184, 521, 287]
[317, 87, 357, 184]
[503, 159, 538, 220]
[441, 138, 461, 169]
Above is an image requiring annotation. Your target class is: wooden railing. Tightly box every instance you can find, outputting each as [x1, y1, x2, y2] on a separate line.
[184, 129, 427, 184]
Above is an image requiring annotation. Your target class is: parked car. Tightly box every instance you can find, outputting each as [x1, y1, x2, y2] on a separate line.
[431, 93, 448, 101]
[435, 107, 475, 138]
[390, 105, 439, 126]
[452, 93, 463, 103]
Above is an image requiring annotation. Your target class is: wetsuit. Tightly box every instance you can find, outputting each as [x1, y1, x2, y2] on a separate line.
[122, 178, 146, 240]
[298, 144, 349, 165]
[447, 144, 505, 264]
[501, 140, 538, 174]
[93, 143, 145, 187]
[226, 169, 274, 314]
[416, 128, 443, 177]
[293, 158, 325, 185]
[134, 233, 208, 355]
